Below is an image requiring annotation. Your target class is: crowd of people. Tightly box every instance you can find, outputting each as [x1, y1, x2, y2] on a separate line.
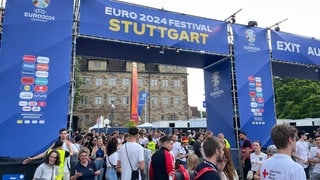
[23, 123, 320, 180]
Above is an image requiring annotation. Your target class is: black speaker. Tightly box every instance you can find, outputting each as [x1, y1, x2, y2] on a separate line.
[169, 123, 175, 127]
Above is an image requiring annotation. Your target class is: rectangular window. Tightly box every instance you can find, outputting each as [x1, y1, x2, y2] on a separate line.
[162, 96, 169, 105]
[122, 96, 129, 105]
[174, 80, 181, 87]
[138, 78, 144, 87]
[151, 79, 158, 87]
[95, 96, 103, 105]
[81, 96, 88, 105]
[108, 78, 117, 86]
[95, 78, 103, 86]
[84, 115, 90, 121]
[151, 96, 158, 105]
[123, 78, 130, 86]
[94, 61, 101, 68]
[162, 79, 169, 87]
[173, 97, 181, 105]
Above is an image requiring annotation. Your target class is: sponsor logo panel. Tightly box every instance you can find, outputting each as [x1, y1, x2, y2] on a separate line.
[23, 55, 36, 63]
[19, 92, 33, 99]
[34, 85, 48, 93]
[37, 56, 50, 64]
[35, 78, 48, 85]
[36, 71, 49, 78]
[36, 63, 49, 71]
[21, 77, 35, 85]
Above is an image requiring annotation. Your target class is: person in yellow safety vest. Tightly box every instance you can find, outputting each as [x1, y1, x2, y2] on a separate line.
[218, 133, 231, 149]
[48, 140, 70, 180]
[146, 135, 157, 154]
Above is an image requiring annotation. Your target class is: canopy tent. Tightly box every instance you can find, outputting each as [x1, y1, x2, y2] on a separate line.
[137, 122, 153, 128]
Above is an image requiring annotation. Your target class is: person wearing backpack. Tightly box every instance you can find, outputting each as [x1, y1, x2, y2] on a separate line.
[194, 136, 224, 180]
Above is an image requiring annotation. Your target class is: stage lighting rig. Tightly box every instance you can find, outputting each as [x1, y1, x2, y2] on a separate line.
[268, 18, 288, 31]
[248, 21, 258, 27]
[225, 8, 242, 24]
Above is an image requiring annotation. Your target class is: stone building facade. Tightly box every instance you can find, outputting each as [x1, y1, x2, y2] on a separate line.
[73, 58, 190, 129]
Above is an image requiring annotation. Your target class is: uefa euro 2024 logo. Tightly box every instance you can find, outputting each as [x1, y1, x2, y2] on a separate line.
[211, 71, 220, 87]
[32, 0, 50, 9]
[245, 29, 256, 43]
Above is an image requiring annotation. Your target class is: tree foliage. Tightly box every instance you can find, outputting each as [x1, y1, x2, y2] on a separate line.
[274, 77, 320, 119]
[73, 56, 85, 106]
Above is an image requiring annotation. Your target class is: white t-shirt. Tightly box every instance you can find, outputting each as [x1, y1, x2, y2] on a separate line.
[308, 146, 320, 173]
[295, 140, 309, 168]
[250, 152, 267, 171]
[118, 142, 144, 180]
[260, 153, 306, 180]
[33, 163, 57, 180]
[172, 141, 181, 158]
[106, 151, 119, 168]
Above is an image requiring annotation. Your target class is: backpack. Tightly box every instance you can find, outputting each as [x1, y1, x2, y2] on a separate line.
[174, 164, 190, 180]
[194, 166, 216, 180]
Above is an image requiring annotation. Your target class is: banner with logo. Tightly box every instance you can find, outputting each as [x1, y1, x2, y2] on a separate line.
[204, 59, 236, 147]
[78, 0, 229, 54]
[0, 0, 73, 157]
[232, 25, 276, 146]
[271, 31, 320, 65]
[138, 91, 149, 116]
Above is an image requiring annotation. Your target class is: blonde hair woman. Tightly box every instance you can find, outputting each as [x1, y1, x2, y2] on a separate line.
[187, 153, 200, 172]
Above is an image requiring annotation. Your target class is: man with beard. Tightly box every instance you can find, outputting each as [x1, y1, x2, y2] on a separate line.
[194, 136, 224, 180]
[239, 131, 252, 179]
[260, 124, 306, 180]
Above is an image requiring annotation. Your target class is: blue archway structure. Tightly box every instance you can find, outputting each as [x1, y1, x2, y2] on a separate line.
[0, 0, 320, 164]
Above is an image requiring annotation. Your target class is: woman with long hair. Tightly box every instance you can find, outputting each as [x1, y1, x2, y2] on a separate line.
[105, 137, 119, 180]
[217, 147, 239, 180]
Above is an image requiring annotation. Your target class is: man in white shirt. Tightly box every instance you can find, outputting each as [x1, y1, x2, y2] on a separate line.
[171, 134, 181, 160]
[308, 135, 320, 180]
[260, 123, 306, 180]
[117, 127, 145, 180]
[292, 130, 310, 179]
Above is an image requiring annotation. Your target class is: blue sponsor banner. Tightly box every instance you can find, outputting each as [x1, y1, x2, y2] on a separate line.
[138, 91, 149, 116]
[2, 174, 25, 180]
[271, 31, 320, 65]
[0, 0, 73, 157]
[79, 0, 229, 54]
[233, 25, 276, 146]
[205, 59, 236, 147]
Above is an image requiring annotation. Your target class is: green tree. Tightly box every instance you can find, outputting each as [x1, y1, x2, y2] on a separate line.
[274, 78, 320, 119]
[73, 56, 85, 106]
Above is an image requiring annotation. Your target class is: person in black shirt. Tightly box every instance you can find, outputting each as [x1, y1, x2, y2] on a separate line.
[71, 148, 100, 180]
[194, 136, 224, 180]
[193, 133, 204, 160]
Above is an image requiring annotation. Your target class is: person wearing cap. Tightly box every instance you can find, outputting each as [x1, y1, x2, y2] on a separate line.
[292, 130, 310, 179]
